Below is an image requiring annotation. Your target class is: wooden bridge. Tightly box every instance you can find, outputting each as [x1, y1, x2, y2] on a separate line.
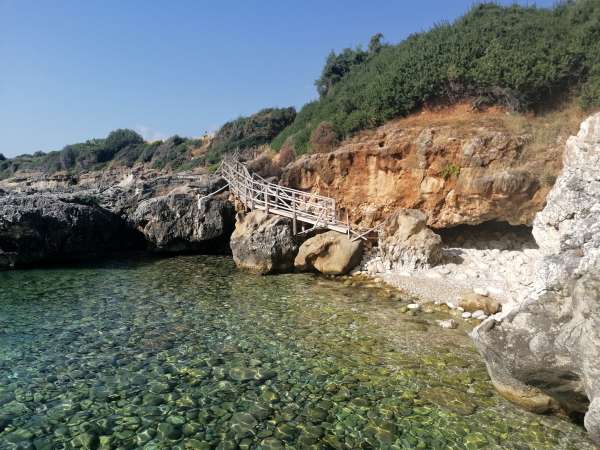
[212, 155, 380, 241]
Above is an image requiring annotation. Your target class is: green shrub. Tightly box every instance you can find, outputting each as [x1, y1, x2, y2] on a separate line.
[206, 107, 296, 162]
[440, 163, 461, 179]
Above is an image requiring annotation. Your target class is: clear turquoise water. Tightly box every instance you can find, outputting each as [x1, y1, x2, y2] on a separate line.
[0, 255, 595, 450]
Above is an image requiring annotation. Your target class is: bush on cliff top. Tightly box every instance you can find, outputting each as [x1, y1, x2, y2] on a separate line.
[272, 0, 600, 155]
[0, 129, 207, 179]
[0, 106, 296, 178]
[205, 107, 296, 163]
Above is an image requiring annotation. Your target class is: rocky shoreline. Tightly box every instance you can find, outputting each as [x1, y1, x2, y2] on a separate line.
[1, 114, 599, 443]
[0, 172, 235, 268]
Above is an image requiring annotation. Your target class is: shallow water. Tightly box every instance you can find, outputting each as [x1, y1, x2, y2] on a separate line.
[0, 255, 595, 449]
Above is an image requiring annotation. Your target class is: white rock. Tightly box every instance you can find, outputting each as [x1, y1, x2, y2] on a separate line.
[407, 303, 421, 310]
[461, 311, 472, 319]
[473, 287, 489, 297]
[457, 307, 465, 312]
[436, 319, 458, 329]
[472, 310, 487, 319]
[446, 302, 457, 310]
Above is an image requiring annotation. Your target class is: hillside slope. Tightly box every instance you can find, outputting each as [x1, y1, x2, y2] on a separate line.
[273, 0, 600, 155]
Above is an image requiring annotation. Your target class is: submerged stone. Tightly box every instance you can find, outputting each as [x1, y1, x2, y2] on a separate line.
[420, 387, 478, 416]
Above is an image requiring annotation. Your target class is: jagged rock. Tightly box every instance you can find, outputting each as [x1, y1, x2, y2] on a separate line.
[130, 186, 234, 253]
[458, 293, 501, 315]
[295, 231, 363, 275]
[472, 113, 600, 444]
[230, 210, 298, 274]
[0, 194, 143, 267]
[0, 250, 16, 269]
[378, 209, 442, 271]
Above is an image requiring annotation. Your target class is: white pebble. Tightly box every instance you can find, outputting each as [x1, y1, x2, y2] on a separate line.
[461, 312, 472, 319]
[473, 287, 489, 297]
[436, 319, 458, 329]
[407, 303, 421, 310]
[472, 309, 486, 319]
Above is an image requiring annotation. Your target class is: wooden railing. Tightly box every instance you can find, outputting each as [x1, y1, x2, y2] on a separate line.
[217, 155, 378, 240]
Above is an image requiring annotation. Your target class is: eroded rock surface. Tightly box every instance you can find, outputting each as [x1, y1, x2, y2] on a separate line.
[130, 187, 234, 253]
[0, 172, 236, 267]
[281, 109, 562, 229]
[472, 113, 600, 444]
[230, 210, 299, 274]
[295, 231, 363, 275]
[378, 209, 442, 271]
[0, 194, 143, 267]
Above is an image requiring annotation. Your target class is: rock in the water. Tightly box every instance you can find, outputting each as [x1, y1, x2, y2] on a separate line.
[294, 231, 363, 275]
[459, 292, 501, 315]
[130, 187, 234, 253]
[0, 250, 16, 269]
[0, 194, 143, 267]
[472, 113, 600, 444]
[436, 319, 458, 329]
[378, 209, 442, 271]
[230, 210, 299, 274]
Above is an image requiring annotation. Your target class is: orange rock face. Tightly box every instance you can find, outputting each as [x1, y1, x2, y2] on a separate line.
[281, 107, 565, 229]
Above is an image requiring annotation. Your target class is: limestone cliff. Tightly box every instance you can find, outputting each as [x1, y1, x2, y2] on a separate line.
[472, 113, 600, 444]
[281, 106, 569, 229]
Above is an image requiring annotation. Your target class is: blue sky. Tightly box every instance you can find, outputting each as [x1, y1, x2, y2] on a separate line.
[0, 0, 556, 157]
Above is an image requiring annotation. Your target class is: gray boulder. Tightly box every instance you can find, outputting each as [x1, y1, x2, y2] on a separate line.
[0, 194, 143, 268]
[472, 113, 600, 444]
[295, 231, 363, 275]
[378, 209, 442, 271]
[130, 185, 234, 253]
[230, 210, 298, 274]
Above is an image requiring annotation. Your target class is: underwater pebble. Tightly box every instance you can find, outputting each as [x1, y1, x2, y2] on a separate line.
[0, 255, 595, 450]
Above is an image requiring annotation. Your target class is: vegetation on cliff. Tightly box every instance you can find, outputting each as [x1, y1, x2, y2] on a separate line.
[0, 130, 211, 179]
[273, 0, 600, 154]
[0, 107, 296, 179]
[205, 107, 296, 163]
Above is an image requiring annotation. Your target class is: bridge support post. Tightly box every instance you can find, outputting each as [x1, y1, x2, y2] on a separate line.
[292, 192, 297, 235]
[264, 186, 269, 214]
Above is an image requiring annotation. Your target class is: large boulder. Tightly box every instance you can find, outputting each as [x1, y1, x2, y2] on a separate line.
[130, 186, 235, 253]
[0, 193, 143, 268]
[472, 113, 600, 444]
[230, 210, 298, 274]
[295, 231, 363, 275]
[378, 209, 442, 271]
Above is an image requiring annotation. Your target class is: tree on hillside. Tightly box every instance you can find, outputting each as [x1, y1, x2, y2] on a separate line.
[368, 33, 384, 54]
[315, 48, 368, 97]
[0, 153, 6, 161]
[105, 129, 144, 152]
[315, 33, 386, 98]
